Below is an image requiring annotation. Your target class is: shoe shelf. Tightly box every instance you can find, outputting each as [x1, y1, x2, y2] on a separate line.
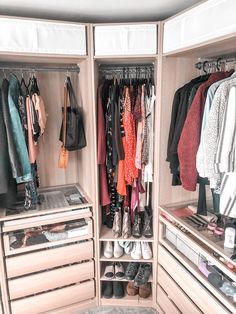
[99, 226, 154, 242]
[100, 293, 153, 307]
[100, 274, 153, 282]
[100, 254, 154, 263]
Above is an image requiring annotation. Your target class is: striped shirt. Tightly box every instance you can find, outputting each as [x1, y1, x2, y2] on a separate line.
[220, 172, 236, 218]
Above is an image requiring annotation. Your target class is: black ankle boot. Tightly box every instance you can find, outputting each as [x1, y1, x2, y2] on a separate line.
[132, 211, 142, 238]
[143, 207, 153, 238]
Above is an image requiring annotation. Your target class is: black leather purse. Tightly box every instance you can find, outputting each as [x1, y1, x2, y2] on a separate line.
[59, 77, 86, 151]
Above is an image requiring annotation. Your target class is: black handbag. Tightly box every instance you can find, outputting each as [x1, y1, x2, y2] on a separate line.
[59, 77, 86, 151]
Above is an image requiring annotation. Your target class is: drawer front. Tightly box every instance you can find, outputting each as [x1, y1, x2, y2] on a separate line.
[6, 240, 93, 278]
[4, 218, 93, 256]
[157, 285, 181, 314]
[9, 260, 94, 299]
[11, 280, 95, 314]
[158, 266, 202, 314]
[158, 245, 230, 314]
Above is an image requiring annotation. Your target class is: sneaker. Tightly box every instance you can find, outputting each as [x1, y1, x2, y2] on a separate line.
[141, 242, 152, 260]
[102, 281, 113, 298]
[132, 211, 142, 238]
[125, 262, 139, 280]
[115, 262, 125, 279]
[124, 242, 133, 255]
[112, 208, 122, 238]
[134, 263, 152, 286]
[139, 282, 152, 298]
[118, 241, 130, 249]
[122, 207, 131, 238]
[143, 208, 153, 238]
[131, 242, 142, 260]
[126, 281, 139, 296]
[104, 263, 115, 279]
[113, 281, 124, 298]
[114, 241, 124, 258]
[104, 241, 113, 258]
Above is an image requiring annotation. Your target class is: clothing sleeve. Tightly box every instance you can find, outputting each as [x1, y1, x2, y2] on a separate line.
[177, 88, 203, 191]
[215, 85, 236, 173]
[166, 88, 181, 162]
[97, 87, 106, 165]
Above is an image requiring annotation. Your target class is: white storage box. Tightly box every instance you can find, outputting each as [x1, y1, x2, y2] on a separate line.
[0, 17, 86, 55]
[163, 0, 236, 53]
[94, 24, 157, 56]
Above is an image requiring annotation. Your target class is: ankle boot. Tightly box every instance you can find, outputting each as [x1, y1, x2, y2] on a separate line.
[122, 207, 131, 238]
[143, 208, 153, 238]
[132, 211, 142, 238]
[112, 208, 122, 238]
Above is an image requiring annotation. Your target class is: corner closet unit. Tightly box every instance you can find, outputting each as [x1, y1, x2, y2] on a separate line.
[157, 1, 236, 312]
[92, 22, 160, 308]
[0, 17, 97, 314]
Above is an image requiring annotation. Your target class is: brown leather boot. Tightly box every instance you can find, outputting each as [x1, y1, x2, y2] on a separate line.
[126, 282, 139, 296]
[139, 283, 151, 298]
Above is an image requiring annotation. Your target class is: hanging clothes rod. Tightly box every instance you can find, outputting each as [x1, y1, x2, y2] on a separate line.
[0, 62, 80, 73]
[99, 63, 154, 79]
[195, 56, 236, 71]
[99, 63, 154, 71]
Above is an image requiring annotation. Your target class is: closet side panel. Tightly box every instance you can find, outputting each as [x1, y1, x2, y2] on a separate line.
[74, 59, 97, 201]
[36, 72, 79, 187]
[159, 57, 199, 205]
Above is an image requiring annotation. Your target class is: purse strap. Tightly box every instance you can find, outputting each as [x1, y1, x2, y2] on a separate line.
[67, 76, 79, 110]
[62, 83, 68, 145]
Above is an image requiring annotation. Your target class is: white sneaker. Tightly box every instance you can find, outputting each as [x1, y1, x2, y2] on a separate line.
[124, 242, 133, 255]
[141, 242, 152, 260]
[104, 241, 113, 258]
[114, 241, 124, 258]
[131, 242, 142, 260]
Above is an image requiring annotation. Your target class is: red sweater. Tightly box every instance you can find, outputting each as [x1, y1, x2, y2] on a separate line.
[177, 72, 229, 191]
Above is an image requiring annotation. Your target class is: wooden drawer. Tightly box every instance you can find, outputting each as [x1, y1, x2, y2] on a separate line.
[6, 240, 93, 278]
[158, 245, 230, 314]
[9, 260, 94, 299]
[4, 218, 93, 256]
[157, 284, 180, 314]
[158, 266, 202, 314]
[11, 280, 95, 314]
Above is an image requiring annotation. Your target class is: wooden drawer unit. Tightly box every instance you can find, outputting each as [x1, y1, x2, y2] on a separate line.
[10, 279, 95, 314]
[3, 217, 93, 256]
[158, 266, 202, 314]
[157, 284, 180, 314]
[6, 240, 94, 278]
[8, 260, 94, 299]
[158, 245, 230, 314]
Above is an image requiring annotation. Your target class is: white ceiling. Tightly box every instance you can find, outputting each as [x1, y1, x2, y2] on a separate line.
[0, 0, 202, 23]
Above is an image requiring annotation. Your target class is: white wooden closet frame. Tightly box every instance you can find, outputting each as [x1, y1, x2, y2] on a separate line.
[0, 0, 236, 312]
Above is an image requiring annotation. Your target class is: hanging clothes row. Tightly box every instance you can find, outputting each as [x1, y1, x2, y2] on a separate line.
[97, 64, 155, 239]
[166, 58, 236, 218]
[0, 72, 47, 211]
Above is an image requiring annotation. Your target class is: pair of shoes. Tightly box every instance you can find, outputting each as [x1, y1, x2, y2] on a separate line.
[104, 241, 124, 258]
[102, 281, 124, 299]
[112, 207, 132, 239]
[126, 282, 151, 298]
[118, 241, 133, 254]
[132, 209, 153, 238]
[131, 242, 152, 260]
[125, 263, 152, 286]
[104, 262, 125, 279]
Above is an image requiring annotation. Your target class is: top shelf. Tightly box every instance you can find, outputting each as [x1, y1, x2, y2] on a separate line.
[0, 184, 93, 222]
[159, 204, 236, 265]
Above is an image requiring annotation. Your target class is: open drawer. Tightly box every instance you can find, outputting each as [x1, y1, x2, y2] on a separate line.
[8, 260, 94, 300]
[10, 279, 95, 314]
[6, 239, 94, 278]
[4, 218, 93, 256]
